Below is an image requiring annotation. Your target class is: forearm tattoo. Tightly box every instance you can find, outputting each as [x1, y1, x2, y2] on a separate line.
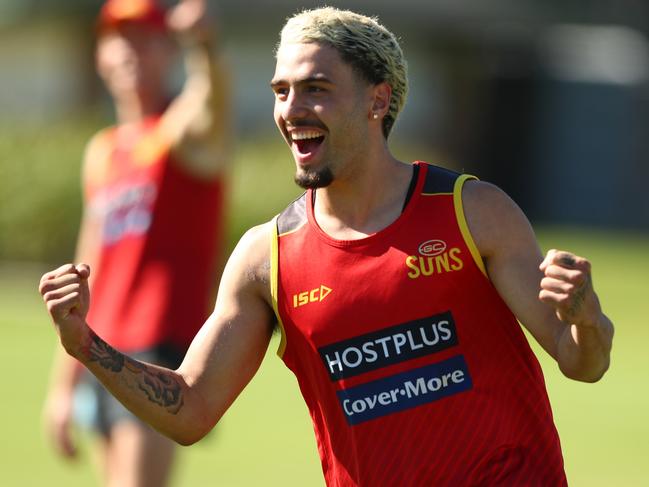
[81, 330, 184, 414]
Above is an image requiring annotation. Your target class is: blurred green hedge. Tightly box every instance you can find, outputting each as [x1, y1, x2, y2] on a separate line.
[0, 113, 104, 263]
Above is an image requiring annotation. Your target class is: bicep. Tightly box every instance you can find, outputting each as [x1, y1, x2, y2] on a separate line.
[463, 182, 565, 360]
[176, 226, 274, 427]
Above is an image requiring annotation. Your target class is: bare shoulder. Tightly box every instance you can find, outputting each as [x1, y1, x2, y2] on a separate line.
[81, 128, 114, 187]
[461, 179, 537, 260]
[225, 221, 274, 304]
[83, 128, 113, 164]
[233, 221, 273, 274]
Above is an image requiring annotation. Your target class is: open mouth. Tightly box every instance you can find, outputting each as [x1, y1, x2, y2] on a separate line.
[291, 130, 325, 157]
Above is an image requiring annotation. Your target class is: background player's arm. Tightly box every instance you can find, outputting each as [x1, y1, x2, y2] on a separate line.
[42, 134, 110, 458]
[462, 181, 613, 382]
[40, 223, 275, 445]
[74, 132, 111, 283]
[160, 0, 230, 179]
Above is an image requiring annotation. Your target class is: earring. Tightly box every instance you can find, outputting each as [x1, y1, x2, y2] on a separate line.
[372, 113, 379, 120]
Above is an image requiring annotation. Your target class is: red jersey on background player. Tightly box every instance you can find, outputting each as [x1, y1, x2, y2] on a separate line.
[42, 1, 230, 486]
[40, 7, 614, 487]
[84, 116, 224, 353]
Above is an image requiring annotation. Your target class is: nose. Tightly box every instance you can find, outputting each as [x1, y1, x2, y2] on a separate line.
[278, 88, 310, 123]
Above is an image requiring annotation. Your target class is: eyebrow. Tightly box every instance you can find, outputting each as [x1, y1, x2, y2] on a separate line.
[269, 75, 334, 88]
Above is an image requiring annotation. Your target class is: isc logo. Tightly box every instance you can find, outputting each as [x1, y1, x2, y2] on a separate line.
[293, 285, 333, 308]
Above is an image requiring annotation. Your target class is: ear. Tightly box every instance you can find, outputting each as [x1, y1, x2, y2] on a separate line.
[368, 82, 392, 120]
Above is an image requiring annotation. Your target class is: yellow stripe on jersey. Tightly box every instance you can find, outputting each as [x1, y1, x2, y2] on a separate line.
[270, 215, 288, 357]
[453, 175, 488, 278]
[278, 221, 308, 238]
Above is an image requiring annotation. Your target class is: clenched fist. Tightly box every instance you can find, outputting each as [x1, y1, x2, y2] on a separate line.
[39, 264, 91, 355]
[538, 249, 602, 328]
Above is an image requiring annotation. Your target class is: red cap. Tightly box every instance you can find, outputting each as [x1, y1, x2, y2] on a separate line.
[97, 0, 167, 35]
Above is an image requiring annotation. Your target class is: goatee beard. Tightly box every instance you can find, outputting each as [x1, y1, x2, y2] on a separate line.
[294, 166, 334, 189]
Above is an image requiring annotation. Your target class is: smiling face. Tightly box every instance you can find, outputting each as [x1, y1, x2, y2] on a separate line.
[271, 42, 375, 189]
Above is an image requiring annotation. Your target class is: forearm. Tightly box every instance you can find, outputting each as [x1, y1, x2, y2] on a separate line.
[181, 37, 229, 136]
[183, 35, 219, 81]
[163, 36, 230, 172]
[166, 0, 227, 129]
[160, 1, 231, 177]
[556, 313, 614, 382]
[71, 327, 212, 445]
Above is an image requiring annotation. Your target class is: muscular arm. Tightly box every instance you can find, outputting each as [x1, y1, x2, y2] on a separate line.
[463, 181, 613, 382]
[40, 223, 276, 445]
[161, 0, 231, 179]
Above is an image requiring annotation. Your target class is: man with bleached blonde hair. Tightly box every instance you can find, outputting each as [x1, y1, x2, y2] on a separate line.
[40, 7, 612, 486]
[278, 7, 408, 138]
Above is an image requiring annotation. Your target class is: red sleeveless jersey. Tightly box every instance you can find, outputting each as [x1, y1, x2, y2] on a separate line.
[85, 116, 224, 352]
[271, 162, 566, 486]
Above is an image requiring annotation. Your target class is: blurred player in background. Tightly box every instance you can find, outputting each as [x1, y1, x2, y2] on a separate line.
[40, 7, 614, 486]
[42, 0, 230, 485]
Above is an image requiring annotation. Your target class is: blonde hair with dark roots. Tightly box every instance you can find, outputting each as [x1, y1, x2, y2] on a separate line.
[278, 7, 408, 138]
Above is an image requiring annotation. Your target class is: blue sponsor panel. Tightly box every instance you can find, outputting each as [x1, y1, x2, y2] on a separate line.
[336, 355, 472, 425]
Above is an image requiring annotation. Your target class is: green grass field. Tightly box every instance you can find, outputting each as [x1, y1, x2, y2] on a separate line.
[1, 139, 648, 485]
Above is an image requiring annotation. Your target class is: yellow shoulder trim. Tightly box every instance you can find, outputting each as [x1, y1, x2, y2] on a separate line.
[270, 215, 288, 357]
[453, 175, 488, 278]
[134, 124, 171, 167]
[278, 221, 308, 238]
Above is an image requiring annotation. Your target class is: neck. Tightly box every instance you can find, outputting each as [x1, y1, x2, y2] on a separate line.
[313, 146, 413, 240]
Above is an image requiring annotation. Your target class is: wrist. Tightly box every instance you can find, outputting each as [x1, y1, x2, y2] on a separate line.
[570, 312, 613, 349]
[61, 322, 93, 363]
[572, 305, 603, 330]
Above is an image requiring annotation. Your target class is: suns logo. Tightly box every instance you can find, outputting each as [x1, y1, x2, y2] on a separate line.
[418, 239, 447, 257]
[405, 240, 464, 279]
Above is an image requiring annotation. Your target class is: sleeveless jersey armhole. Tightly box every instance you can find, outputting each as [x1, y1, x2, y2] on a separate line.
[453, 175, 488, 278]
[270, 215, 288, 357]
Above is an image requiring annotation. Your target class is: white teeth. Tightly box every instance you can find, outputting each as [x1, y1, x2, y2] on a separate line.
[291, 130, 322, 141]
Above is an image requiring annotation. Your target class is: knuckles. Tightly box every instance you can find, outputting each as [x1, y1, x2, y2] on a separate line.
[43, 283, 81, 302]
[39, 275, 83, 297]
[561, 282, 576, 294]
[540, 277, 575, 294]
[538, 288, 572, 307]
[543, 264, 588, 286]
